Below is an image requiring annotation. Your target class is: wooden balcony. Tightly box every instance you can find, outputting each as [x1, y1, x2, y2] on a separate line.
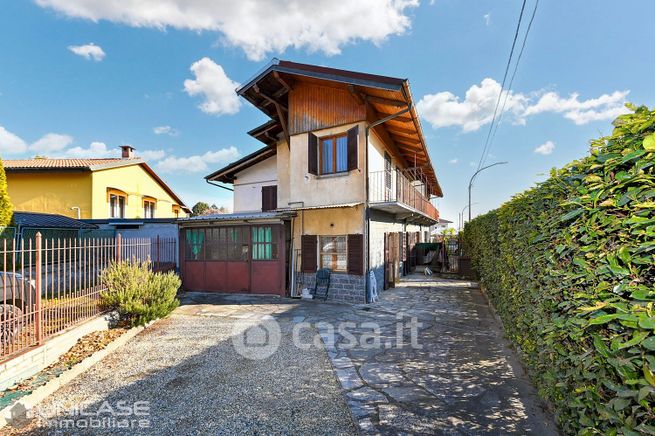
[369, 170, 439, 223]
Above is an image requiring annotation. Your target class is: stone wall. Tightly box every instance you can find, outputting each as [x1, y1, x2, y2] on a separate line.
[300, 272, 365, 304]
[0, 312, 115, 391]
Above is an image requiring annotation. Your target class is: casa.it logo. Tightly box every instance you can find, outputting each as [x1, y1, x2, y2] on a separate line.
[231, 315, 281, 360]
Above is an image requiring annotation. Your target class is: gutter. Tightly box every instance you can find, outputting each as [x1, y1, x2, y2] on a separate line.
[206, 179, 234, 192]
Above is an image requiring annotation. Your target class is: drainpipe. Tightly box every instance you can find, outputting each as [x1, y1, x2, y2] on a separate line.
[364, 104, 412, 303]
[288, 201, 304, 297]
[70, 206, 81, 219]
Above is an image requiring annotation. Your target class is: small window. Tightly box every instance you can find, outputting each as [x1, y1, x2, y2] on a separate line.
[109, 194, 126, 218]
[320, 235, 347, 271]
[252, 226, 278, 260]
[173, 205, 181, 218]
[320, 134, 348, 175]
[143, 199, 156, 218]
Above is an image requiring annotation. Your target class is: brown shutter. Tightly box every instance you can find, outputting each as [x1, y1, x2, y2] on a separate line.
[261, 185, 277, 211]
[347, 234, 364, 275]
[261, 186, 269, 211]
[308, 133, 318, 175]
[347, 125, 358, 171]
[270, 186, 277, 210]
[301, 235, 317, 272]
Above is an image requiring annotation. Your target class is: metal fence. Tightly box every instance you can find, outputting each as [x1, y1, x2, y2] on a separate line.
[0, 234, 177, 361]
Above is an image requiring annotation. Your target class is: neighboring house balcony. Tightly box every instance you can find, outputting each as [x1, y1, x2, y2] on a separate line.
[369, 170, 439, 223]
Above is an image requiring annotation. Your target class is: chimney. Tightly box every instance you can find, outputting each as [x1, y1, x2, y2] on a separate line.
[120, 145, 135, 159]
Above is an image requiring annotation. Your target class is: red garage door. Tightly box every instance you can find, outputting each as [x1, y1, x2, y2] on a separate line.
[180, 224, 286, 296]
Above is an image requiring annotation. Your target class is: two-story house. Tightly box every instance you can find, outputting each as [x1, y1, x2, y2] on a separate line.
[178, 60, 442, 303]
[5, 146, 190, 219]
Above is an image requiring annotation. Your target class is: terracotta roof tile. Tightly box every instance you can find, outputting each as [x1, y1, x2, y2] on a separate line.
[3, 158, 142, 171]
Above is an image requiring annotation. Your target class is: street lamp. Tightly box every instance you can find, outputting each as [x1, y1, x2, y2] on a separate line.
[468, 161, 508, 223]
[460, 202, 478, 230]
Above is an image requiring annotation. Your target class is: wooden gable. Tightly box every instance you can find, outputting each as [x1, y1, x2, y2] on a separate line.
[288, 82, 366, 135]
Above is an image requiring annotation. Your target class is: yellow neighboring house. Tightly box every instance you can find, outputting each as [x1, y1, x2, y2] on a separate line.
[4, 146, 190, 219]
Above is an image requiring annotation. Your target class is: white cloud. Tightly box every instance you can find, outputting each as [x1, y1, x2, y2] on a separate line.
[483, 13, 491, 26]
[30, 133, 73, 153]
[184, 58, 241, 116]
[534, 140, 555, 155]
[417, 78, 527, 132]
[62, 141, 119, 158]
[0, 126, 28, 153]
[448, 158, 459, 164]
[61, 143, 166, 160]
[138, 149, 167, 161]
[67, 43, 106, 61]
[418, 78, 630, 132]
[523, 90, 630, 125]
[157, 147, 240, 173]
[153, 125, 179, 136]
[36, 0, 418, 61]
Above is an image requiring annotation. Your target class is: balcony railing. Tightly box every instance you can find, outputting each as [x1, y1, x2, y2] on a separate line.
[369, 170, 439, 221]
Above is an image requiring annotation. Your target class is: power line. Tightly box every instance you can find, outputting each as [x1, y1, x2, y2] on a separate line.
[476, 0, 527, 171]
[482, 0, 539, 166]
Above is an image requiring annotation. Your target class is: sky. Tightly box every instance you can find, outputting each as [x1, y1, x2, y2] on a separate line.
[1, 0, 653, 226]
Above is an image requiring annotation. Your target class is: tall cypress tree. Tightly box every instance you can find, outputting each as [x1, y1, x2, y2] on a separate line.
[0, 157, 13, 227]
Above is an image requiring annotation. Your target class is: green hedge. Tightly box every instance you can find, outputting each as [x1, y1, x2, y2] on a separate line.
[463, 105, 655, 434]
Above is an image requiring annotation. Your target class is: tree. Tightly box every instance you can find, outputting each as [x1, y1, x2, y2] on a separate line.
[0, 158, 12, 227]
[191, 201, 210, 216]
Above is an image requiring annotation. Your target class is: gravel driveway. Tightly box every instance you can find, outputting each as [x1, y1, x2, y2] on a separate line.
[14, 311, 356, 435]
[8, 275, 557, 435]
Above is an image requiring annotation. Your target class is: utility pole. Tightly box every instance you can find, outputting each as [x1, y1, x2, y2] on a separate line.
[468, 162, 508, 223]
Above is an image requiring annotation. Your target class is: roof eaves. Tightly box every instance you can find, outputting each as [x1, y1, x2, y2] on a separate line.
[400, 80, 444, 198]
[136, 162, 191, 213]
[205, 146, 276, 182]
[237, 60, 404, 96]
[88, 159, 144, 171]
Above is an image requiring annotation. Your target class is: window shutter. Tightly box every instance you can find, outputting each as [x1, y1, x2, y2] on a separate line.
[347, 125, 358, 171]
[308, 133, 318, 175]
[301, 235, 317, 272]
[270, 186, 277, 210]
[261, 185, 277, 211]
[347, 234, 364, 275]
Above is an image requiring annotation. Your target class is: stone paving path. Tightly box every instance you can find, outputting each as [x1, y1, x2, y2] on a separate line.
[180, 275, 558, 435]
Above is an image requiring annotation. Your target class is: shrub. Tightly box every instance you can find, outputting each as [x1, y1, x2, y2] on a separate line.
[463, 105, 655, 434]
[0, 158, 13, 227]
[100, 259, 180, 327]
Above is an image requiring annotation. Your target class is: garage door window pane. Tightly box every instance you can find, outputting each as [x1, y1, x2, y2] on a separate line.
[252, 226, 277, 260]
[206, 228, 226, 260]
[227, 228, 248, 260]
[185, 229, 204, 261]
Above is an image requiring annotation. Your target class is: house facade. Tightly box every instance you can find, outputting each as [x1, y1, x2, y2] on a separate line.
[179, 60, 442, 303]
[5, 146, 190, 220]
